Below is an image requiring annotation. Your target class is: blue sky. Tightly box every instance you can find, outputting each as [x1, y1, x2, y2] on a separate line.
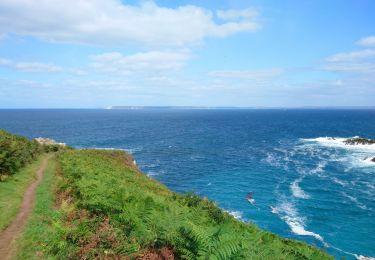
[0, 0, 374, 108]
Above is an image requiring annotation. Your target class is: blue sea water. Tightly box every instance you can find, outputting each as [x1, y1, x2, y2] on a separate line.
[0, 109, 374, 259]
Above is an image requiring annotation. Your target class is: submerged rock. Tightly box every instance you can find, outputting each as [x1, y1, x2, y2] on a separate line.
[363, 157, 375, 163]
[343, 137, 375, 145]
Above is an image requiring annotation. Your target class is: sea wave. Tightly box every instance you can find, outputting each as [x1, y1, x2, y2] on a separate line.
[341, 192, 370, 211]
[302, 136, 375, 152]
[290, 178, 310, 199]
[311, 161, 327, 174]
[301, 137, 375, 170]
[355, 255, 375, 260]
[331, 177, 349, 187]
[273, 201, 327, 246]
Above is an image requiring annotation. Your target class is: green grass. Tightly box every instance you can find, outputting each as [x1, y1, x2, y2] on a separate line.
[15, 156, 60, 260]
[38, 149, 332, 259]
[0, 155, 46, 232]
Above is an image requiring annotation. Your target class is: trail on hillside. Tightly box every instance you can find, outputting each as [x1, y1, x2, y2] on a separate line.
[0, 156, 49, 260]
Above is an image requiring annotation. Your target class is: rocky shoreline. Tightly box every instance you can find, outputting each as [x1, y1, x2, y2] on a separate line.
[343, 137, 375, 145]
[341, 137, 375, 163]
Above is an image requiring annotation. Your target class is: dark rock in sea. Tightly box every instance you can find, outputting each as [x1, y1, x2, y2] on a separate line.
[343, 137, 375, 145]
[371, 157, 375, 163]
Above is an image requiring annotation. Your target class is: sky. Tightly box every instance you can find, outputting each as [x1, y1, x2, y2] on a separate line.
[0, 0, 374, 108]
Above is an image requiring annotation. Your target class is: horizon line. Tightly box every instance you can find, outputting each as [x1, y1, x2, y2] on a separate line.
[0, 106, 375, 110]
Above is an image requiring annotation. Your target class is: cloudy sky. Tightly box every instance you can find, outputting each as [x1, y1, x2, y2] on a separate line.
[0, 0, 374, 108]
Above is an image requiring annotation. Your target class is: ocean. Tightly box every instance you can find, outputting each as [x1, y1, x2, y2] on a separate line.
[0, 109, 374, 259]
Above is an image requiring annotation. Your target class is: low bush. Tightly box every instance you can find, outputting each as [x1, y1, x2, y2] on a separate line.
[0, 129, 41, 180]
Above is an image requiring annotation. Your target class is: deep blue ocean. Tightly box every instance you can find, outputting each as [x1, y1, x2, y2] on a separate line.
[0, 109, 374, 259]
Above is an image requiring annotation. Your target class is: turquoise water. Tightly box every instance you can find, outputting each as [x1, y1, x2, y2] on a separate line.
[0, 109, 374, 259]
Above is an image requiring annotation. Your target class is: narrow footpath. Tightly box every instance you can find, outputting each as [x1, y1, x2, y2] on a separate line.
[0, 157, 49, 260]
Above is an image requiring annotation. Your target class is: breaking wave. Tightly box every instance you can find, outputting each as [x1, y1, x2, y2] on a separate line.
[290, 178, 310, 199]
[302, 136, 375, 151]
[301, 136, 375, 170]
[272, 201, 327, 246]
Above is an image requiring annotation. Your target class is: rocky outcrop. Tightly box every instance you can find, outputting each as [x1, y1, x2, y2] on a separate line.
[34, 137, 66, 146]
[343, 137, 375, 145]
[363, 157, 375, 163]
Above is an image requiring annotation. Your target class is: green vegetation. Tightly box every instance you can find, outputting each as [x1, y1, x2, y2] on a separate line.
[16, 156, 60, 259]
[0, 129, 40, 180]
[0, 155, 46, 231]
[0, 129, 66, 181]
[0, 129, 332, 259]
[34, 149, 331, 259]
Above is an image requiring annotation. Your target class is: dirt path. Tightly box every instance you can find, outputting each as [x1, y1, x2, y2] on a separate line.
[0, 157, 49, 260]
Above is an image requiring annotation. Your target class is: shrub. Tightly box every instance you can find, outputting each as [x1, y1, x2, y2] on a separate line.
[0, 129, 41, 180]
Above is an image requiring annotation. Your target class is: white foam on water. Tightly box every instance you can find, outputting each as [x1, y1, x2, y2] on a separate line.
[355, 255, 375, 260]
[302, 136, 375, 152]
[331, 177, 348, 186]
[329, 244, 373, 260]
[146, 171, 159, 177]
[311, 161, 327, 174]
[341, 192, 369, 211]
[224, 210, 244, 220]
[263, 152, 290, 171]
[301, 137, 375, 170]
[274, 201, 327, 246]
[264, 153, 280, 167]
[290, 178, 310, 199]
[361, 157, 375, 167]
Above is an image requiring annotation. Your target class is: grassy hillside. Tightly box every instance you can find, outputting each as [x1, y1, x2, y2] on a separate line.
[30, 149, 331, 259]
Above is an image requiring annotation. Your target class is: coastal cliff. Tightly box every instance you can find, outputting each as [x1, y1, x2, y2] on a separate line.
[0, 129, 332, 259]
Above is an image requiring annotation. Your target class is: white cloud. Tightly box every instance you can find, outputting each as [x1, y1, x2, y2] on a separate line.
[14, 62, 62, 73]
[0, 57, 84, 74]
[357, 36, 375, 47]
[90, 50, 191, 75]
[209, 68, 284, 80]
[323, 38, 375, 76]
[0, 58, 62, 73]
[326, 49, 375, 62]
[0, 0, 260, 47]
[0, 58, 12, 65]
[323, 62, 375, 74]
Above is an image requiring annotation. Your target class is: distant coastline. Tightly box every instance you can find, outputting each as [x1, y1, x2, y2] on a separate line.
[1, 106, 375, 110]
[105, 106, 375, 110]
